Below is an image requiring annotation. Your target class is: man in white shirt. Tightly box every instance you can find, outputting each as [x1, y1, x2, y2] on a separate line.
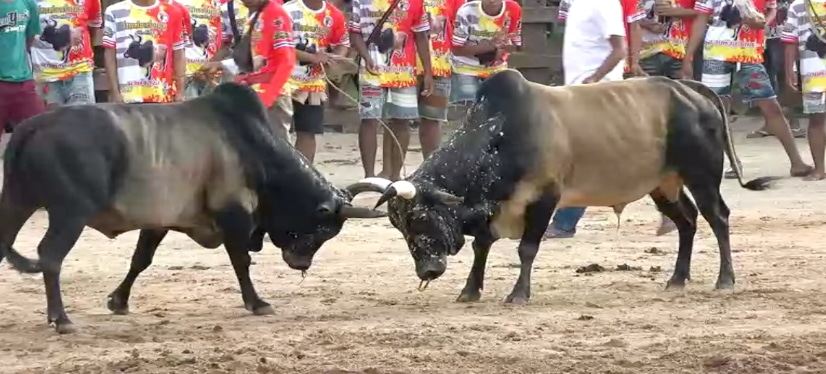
[562, 0, 628, 85]
[547, 0, 629, 239]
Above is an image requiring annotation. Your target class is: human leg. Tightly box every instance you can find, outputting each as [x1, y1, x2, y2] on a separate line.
[418, 75, 451, 159]
[291, 99, 325, 163]
[802, 93, 826, 180]
[544, 207, 587, 239]
[359, 84, 386, 178]
[737, 63, 812, 177]
[384, 86, 419, 181]
[266, 95, 294, 141]
[63, 72, 96, 105]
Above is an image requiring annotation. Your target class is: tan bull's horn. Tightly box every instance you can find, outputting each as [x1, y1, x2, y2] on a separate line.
[344, 177, 393, 197]
[375, 180, 417, 208]
[339, 204, 388, 219]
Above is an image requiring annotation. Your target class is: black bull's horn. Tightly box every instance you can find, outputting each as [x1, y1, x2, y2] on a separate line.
[344, 177, 418, 209]
[338, 204, 388, 218]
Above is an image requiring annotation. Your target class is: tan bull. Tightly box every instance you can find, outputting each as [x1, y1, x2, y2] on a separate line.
[348, 70, 773, 305]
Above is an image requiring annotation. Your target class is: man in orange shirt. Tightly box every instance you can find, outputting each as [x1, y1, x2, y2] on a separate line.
[639, 0, 697, 78]
[102, 0, 188, 103]
[349, 0, 434, 180]
[683, 0, 812, 178]
[201, 0, 297, 136]
[32, 0, 101, 107]
[283, 0, 349, 162]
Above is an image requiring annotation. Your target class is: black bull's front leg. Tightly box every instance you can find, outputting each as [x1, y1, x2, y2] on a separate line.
[107, 211, 272, 315]
[456, 192, 558, 304]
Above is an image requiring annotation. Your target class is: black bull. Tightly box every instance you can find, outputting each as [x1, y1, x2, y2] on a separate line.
[0, 82, 385, 334]
[348, 71, 775, 304]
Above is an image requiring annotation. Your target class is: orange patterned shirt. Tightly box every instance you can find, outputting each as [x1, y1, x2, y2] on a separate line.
[695, 0, 774, 63]
[102, 0, 188, 103]
[284, 0, 349, 93]
[31, 0, 102, 82]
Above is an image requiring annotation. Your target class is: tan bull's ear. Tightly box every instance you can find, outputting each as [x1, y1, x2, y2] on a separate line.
[432, 190, 462, 207]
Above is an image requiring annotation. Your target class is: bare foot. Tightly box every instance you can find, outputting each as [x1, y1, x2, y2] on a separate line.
[791, 165, 815, 177]
[804, 170, 826, 181]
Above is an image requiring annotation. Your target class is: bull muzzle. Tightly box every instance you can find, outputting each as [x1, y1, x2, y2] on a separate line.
[416, 255, 447, 281]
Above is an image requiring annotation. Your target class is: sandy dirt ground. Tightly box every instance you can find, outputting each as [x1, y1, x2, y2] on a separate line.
[2, 118, 826, 374]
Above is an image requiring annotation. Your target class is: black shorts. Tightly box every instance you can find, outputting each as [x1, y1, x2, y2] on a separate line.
[291, 100, 324, 134]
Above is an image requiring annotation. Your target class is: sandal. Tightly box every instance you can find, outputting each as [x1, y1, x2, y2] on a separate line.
[746, 129, 772, 138]
[791, 128, 807, 138]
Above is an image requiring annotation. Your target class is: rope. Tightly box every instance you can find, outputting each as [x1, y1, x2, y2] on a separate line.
[196, 63, 409, 179]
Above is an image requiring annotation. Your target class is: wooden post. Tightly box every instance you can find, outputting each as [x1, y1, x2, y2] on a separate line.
[508, 0, 557, 84]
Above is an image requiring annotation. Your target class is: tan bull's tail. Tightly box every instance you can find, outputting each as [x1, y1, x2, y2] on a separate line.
[677, 79, 777, 191]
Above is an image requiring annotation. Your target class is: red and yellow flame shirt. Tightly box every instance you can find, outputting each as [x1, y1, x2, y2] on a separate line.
[284, 0, 348, 93]
[451, 0, 522, 78]
[695, 0, 774, 63]
[349, 0, 431, 88]
[172, 0, 224, 76]
[102, 0, 188, 103]
[31, 0, 102, 83]
[415, 0, 461, 78]
[220, 0, 296, 107]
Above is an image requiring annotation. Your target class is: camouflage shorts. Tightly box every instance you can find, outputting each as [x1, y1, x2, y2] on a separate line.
[267, 95, 294, 141]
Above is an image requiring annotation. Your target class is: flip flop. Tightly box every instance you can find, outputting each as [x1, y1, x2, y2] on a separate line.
[746, 129, 772, 138]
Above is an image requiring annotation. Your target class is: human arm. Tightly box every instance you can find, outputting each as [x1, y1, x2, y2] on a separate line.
[86, 0, 102, 45]
[347, 0, 378, 72]
[236, 4, 296, 94]
[680, 0, 711, 78]
[781, 3, 800, 90]
[745, 1, 774, 30]
[24, 0, 41, 51]
[101, 6, 123, 101]
[170, 9, 188, 101]
[586, 0, 627, 82]
[451, 7, 496, 57]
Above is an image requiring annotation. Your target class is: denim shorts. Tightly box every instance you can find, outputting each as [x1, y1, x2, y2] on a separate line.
[36, 71, 95, 105]
[359, 84, 419, 120]
[418, 75, 451, 121]
[701, 60, 776, 102]
[450, 73, 482, 105]
[640, 53, 683, 79]
[802, 93, 826, 114]
[184, 79, 214, 99]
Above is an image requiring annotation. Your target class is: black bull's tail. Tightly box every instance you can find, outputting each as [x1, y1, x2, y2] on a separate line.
[677, 79, 778, 191]
[0, 119, 45, 274]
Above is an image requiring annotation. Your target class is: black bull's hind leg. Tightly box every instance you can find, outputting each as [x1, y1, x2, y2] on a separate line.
[650, 189, 699, 288]
[108, 229, 168, 314]
[504, 191, 557, 305]
[456, 233, 496, 302]
[216, 203, 274, 315]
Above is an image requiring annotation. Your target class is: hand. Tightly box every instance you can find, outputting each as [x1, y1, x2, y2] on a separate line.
[235, 73, 250, 85]
[70, 27, 83, 47]
[787, 73, 799, 91]
[393, 32, 407, 49]
[420, 74, 434, 96]
[153, 45, 167, 64]
[430, 15, 446, 36]
[743, 17, 766, 30]
[654, 3, 679, 16]
[109, 91, 124, 103]
[196, 62, 222, 80]
[311, 51, 331, 65]
[582, 75, 599, 84]
[494, 47, 506, 62]
[679, 60, 694, 79]
[363, 55, 380, 75]
[648, 23, 668, 34]
[630, 62, 648, 77]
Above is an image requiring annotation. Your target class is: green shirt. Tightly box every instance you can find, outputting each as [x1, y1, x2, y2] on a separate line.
[0, 0, 40, 82]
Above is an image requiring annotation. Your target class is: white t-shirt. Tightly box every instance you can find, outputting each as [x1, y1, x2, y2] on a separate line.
[562, 0, 626, 85]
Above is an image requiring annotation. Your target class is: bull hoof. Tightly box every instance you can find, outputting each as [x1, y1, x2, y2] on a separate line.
[714, 278, 735, 290]
[253, 304, 275, 316]
[54, 322, 77, 334]
[106, 295, 130, 315]
[503, 294, 529, 305]
[665, 277, 688, 290]
[456, 290, 482, 303]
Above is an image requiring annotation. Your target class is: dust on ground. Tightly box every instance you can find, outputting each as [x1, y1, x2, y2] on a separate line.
[2, 118, 826, 374]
